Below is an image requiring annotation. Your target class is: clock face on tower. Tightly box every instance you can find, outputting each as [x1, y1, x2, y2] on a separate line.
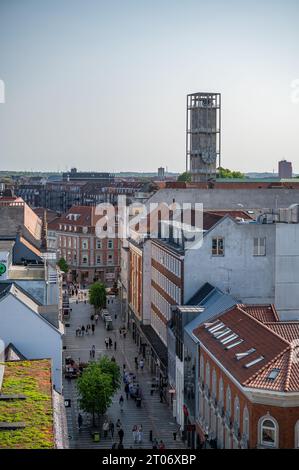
[201, 148, 217, 165]
[0, 262, 6, 276]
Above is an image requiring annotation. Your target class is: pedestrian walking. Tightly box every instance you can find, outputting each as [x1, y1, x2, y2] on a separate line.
[137, 425, 143, 444]
[103, 419, 109, 438]
[78, 413, 83, 430]
[119, 395, 124, 412]
[85, 325, 89, 335]
[90, 314, 94, 322]
[109, 337, 113, 349]
[118, 428, 124, 444]
[160, 389, 164, 403]
[159, 440, 165, 450]
[91, 345, 95, 359]
[123, 330, 127, 339]
[81, 325, 85, 336]
[114, 340, 117, 351]
[132, 425, 138, 444]
[116, 419, 122, 431]
[125, 383, 129, 400]
[139, 359, 144, 371]
[95, 313, 99, 324]
[105, 337, 109, 349]
[92, 324, 95, 335]
[109, 420, 115, 438]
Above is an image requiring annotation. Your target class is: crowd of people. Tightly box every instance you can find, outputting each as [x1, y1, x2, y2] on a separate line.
[69, 282, 173, 449]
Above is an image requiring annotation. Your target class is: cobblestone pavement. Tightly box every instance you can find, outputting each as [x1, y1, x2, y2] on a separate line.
[63, 296, 186, 449]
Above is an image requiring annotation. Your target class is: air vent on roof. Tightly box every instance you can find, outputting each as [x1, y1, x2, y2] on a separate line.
[235, 348, 256, 360]
[244, 356, 264, 368]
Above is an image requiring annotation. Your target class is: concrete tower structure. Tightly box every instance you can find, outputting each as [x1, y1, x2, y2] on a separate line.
[186, 92, 221, 182]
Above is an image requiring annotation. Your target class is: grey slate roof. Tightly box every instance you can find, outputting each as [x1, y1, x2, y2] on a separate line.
[184, 288, 237, 342]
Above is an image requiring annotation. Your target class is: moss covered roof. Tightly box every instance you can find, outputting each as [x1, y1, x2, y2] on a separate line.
[0, 359, 54, 449]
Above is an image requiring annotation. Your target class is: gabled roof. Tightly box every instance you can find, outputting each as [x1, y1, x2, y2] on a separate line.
[4, 343, 27, 361]
[193, 305, 299, 392]
[239, 304, 279, 323]
[0, 282, 61, 335]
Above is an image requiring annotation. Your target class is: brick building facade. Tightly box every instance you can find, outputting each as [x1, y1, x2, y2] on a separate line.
[192, 305, 299, 449]
[48, 206, 120, 286]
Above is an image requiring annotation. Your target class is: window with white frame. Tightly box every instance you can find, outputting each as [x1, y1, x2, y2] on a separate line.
[212, 369, 217, 399]
[82, 255, 88, 264]
[218, 377, 224, 408]
[226, 386, 232, 418]
[212, 237, 224, 256]
[295, 420, 299, 448]
[259, 416, 278, 447]
[108, 239, 113, 249]
[253, 237, 266, 256]
[82, 239, 88, 250]
[199, 355, 205, 381]
[242, 407, 249, 444]
[205, 362, 210, 391]
[96, 255, 101, 265]
[96, 239, 102, 249]
[234, 396, 240, 435]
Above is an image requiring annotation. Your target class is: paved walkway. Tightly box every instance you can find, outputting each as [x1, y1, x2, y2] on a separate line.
[63, 296, 186, 449]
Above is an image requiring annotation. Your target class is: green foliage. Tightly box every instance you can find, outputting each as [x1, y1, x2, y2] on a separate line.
[89, 281, 106, 310]
[177, 171, 192, 183]
[77, 361, 116, 418]
[0, 361, 54, 449]
[97, 356, 121, 393]
[57, 257, 69, 273]
[217, 167, 245, 179]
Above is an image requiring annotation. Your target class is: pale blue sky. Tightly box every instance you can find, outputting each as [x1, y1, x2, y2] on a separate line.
[0, 0, 298, 173]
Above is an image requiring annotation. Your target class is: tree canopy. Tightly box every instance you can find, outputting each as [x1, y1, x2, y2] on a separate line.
[57, 257, 68, 273]
[97, 356, 121, 393]
[89, 282, 106, 310]
[177, 171, 192, 183]
[217, 167, 245, 179]
[76, 358, 121, 425]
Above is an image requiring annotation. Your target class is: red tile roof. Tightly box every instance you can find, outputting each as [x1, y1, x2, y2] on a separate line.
[239, 304, 280, 323]
[193, 305, 299, 392]
[265, 322, 299, 342]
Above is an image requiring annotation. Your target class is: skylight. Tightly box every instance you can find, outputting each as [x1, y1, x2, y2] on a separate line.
[204, 320, 219, 329]
[208, 322, 225, 334]
[221, 333, 238, 345]
[214, 328, 231, 339]
[267, 368, 280, 380]
[226, 339, 244, 350]
[244, 356, 264, 368]
[235, 348, 256, 360]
